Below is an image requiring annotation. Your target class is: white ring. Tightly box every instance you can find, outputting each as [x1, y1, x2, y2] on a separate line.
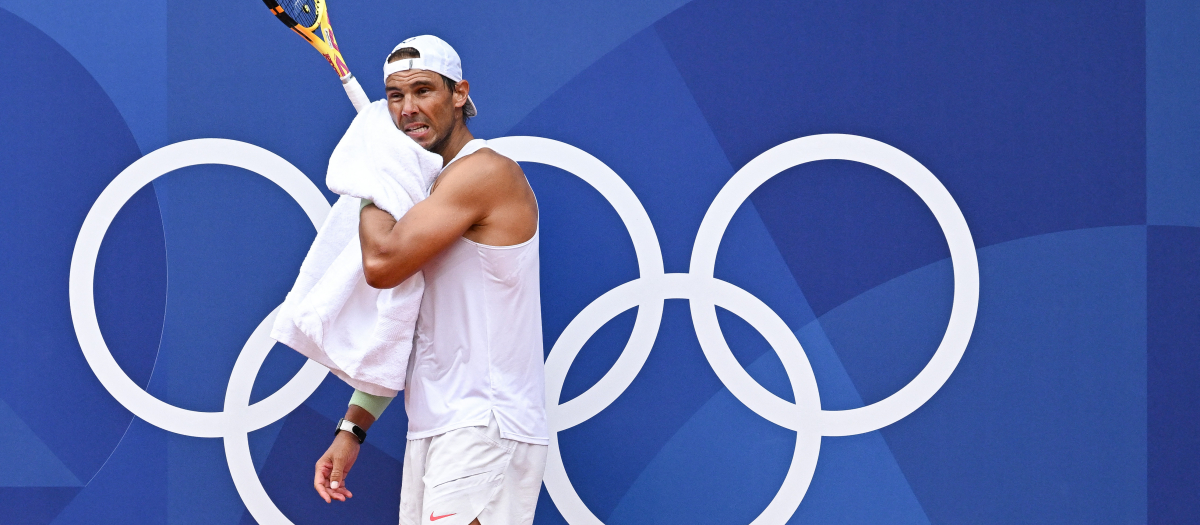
[690, 134, 979, 437]
[69, 138, 330, 437]
[68, 139, 331, 524]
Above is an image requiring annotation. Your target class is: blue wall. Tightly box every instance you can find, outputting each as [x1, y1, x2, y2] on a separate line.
[0, 1, 1193, 524]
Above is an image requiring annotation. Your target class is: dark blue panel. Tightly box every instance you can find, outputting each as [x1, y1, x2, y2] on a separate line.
[751, 160, 949, 317]
[94, 184, 167, 390]
[656, 0, 1145, 314]
[560, 308, 638, 404]
[533, 485, 566, 525]
[0, 7, 148, 483]
[522, 163, 640, 359]
[152, 163, 313, 413]
[715, 307, 794, 402]
[0, 488, 80, 525]
[1148, 225, 1200, 523]
[250, 343, 310, 405]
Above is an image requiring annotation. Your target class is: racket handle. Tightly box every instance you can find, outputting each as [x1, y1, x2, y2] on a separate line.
[341, 73, 371, 113]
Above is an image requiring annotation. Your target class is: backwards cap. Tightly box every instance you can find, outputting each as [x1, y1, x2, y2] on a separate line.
[383, 35, 477, 117]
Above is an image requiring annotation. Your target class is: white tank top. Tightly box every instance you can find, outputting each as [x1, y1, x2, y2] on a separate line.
[404, 139, 548, 444]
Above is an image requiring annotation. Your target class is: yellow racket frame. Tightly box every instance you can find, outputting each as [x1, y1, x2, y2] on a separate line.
[265, 0, 351, 78]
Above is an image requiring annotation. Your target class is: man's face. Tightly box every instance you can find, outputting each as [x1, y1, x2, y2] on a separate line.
[385, 69, 468, 153]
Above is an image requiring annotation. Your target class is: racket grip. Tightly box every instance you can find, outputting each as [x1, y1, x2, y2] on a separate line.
[341, 74, 371, 113]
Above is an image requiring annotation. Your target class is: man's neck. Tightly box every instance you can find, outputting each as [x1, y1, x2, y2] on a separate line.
[434, 123, 475, 167]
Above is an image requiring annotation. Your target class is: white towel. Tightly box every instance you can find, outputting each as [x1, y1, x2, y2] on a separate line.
[271, 99, 444, 396]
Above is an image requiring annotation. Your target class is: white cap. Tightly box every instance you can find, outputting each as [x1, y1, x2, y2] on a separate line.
[383, 35, 477, 117]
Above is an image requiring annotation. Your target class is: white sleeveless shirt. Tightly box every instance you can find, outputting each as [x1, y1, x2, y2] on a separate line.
[404, 139, 548, 445]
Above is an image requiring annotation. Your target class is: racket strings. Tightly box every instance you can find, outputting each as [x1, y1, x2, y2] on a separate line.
[281, 0, 320, 29]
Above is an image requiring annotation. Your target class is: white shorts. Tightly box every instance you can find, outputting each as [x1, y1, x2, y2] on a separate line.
[399, 413, 547, 525]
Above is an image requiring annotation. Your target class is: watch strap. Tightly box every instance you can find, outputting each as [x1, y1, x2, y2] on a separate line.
[335, 418, 366, 444]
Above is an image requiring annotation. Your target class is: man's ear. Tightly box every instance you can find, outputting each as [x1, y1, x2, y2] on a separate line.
[454, 80, 470, 109]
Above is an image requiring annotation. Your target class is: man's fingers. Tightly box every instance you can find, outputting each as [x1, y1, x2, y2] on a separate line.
[313, 475, 332, 504]
[315, 483, 332, 504]
[326, 482, 353, 502]
[314, 459, 332, 503]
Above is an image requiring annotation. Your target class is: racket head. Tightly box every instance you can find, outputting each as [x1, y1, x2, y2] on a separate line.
[263, 0, 350, 78]
[280, 0, 322, 31]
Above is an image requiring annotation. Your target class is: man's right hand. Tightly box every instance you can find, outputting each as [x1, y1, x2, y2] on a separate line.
[314, 429, 362, 503]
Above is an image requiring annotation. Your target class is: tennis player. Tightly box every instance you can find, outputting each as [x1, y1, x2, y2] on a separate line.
[312, 35, 547, 525]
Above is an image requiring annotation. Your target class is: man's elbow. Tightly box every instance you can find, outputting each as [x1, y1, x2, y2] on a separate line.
[362, 255, 397, 289]
[364, 272, 392, 289]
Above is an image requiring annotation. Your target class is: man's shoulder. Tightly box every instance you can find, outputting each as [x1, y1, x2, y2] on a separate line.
[457, 147, 521, 176]
[441, 147, 523, 186]
[435, 146, 525, 199]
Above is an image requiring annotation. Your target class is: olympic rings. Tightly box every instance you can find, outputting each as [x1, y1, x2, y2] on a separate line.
[71, 134, 977, 525]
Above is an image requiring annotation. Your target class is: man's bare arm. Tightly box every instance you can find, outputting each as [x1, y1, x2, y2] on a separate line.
[359, 155, 500, 289]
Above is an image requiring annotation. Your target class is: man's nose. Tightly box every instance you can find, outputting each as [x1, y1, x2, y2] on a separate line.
[401, 98, 419, 117]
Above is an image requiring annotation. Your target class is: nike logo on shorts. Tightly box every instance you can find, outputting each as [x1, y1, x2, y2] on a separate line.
[430, 511, 457, 521]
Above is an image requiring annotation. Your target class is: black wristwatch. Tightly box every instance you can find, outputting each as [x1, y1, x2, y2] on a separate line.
[335, 418, 367, 444]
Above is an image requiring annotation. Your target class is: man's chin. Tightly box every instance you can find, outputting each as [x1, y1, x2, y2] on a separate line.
[423, 134, 452, 156]
[406, 134, 435, 151]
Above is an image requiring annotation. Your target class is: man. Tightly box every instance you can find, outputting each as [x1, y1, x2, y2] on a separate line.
[312, 35, 547, 525]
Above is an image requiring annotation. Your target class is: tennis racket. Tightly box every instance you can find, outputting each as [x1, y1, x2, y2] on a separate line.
[262, 0, 371, 112]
